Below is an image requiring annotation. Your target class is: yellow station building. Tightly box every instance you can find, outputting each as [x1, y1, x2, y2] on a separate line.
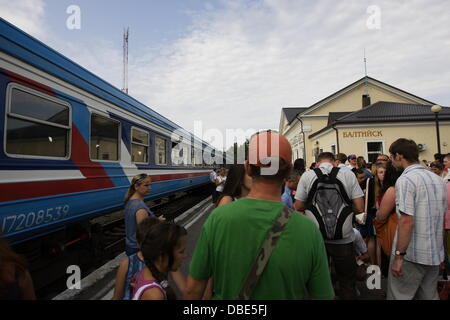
[279, 76, 450, 165]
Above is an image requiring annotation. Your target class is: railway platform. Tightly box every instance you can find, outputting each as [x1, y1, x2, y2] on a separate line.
[53, 196, 214, 300]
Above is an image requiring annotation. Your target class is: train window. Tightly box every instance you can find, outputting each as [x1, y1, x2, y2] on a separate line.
[155, 136, 167, 165]
[90, 114, 120, 161]
[131, 128, 149, 163]
[10, 88, 69, 125]
[197, 149, 203, 167]
[5, 86, 70, 158]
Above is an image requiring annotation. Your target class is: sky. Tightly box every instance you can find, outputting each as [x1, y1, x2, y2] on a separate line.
[1, 0, 450, 150]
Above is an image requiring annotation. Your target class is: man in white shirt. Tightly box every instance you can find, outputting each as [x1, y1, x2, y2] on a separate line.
[388, 139, 447, 300]
[335, 153, 350, 170]
[294, 152, 364, 299]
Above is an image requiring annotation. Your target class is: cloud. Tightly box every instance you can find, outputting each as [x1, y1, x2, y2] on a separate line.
[2, 0, 450, 150]
[125, 0, 450, 148]
[0, 0, 48, 40]
[56, 38, 123, 90]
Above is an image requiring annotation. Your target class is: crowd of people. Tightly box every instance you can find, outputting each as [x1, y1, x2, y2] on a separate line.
[183, 135, 449, 300]
[167, 134, 445, 300]
[1, 133, 449, 301]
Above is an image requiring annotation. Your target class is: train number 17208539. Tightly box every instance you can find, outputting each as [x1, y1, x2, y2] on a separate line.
[1, 205, 70, 234]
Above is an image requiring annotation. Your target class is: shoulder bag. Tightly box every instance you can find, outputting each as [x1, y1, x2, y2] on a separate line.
[237, 205, 293, 300]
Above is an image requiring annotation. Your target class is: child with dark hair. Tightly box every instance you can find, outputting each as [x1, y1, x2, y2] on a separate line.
[430, 161, 446, 179]
[113, 217, 156, 299]
[131, 217, 187, 300]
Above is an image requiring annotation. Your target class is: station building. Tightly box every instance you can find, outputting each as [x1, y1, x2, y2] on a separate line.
[279, 76, 450, 165]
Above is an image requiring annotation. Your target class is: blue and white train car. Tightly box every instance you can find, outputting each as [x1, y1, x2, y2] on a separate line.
[0, 18, 221, 245]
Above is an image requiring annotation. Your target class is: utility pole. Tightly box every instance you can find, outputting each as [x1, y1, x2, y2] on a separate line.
[122, 27, 129, 94]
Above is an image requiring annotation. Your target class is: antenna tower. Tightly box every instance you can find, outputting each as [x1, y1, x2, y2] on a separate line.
[364, 48, 368, 77]
[122, 27, 129, 94]
[364, 48, 369, 95]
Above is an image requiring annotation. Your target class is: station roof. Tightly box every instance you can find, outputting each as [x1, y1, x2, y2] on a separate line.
[282, 107, 308, 125]
[309, 101, 450, 139]
[283, 76, 436, 129]
[336, 101, 450, 124]
[301, 76, 436, 116]
[327, 112, 353, 126]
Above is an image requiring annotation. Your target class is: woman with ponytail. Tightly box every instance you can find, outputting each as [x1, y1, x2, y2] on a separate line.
[124, 174, 164, 256]
[131, 217, 188, 300]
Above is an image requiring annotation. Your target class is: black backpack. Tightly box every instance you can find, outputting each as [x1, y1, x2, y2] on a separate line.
[305, 167, 354, 240]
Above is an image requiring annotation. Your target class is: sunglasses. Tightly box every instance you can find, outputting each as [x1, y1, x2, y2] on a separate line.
[133, 173, 149, 182]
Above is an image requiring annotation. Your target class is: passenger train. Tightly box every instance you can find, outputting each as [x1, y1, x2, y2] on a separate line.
[0, 18, 225, 246]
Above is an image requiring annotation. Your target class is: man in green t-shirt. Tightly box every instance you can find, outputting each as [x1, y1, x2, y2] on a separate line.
[185, 131, 334, 300]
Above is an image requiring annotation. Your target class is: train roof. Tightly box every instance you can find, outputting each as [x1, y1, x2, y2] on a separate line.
[0, 17, 217, 151]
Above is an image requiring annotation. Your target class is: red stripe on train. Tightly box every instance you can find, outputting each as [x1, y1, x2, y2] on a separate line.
[0, 172, 209, 202]
[71, 126, 116, 183]
[4, 69, 57, 97]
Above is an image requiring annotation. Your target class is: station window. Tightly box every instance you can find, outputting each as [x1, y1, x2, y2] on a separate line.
[156, 136, 167, 165]
[367, 141, 384, 163]
[331, 145, 336, 155]
[5, 86, 70, 158]
[131, 128, 149, 163]
[90, 114, 120, 161]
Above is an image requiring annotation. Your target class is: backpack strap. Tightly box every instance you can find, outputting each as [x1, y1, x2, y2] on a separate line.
[313, 168, 324, 179]
[329, 167, 353, 205]
[336, 179, 352, 206]
[237, 206, 293, 300]
[329, 167, 340, 181]
[306, 168, 324, 204]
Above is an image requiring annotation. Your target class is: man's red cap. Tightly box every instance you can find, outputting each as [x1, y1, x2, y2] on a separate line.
[248, 130, 292, 168]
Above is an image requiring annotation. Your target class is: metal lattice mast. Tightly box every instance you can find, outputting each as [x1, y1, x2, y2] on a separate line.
[364, 48, 369, 95]
[122, 27, 129, 94]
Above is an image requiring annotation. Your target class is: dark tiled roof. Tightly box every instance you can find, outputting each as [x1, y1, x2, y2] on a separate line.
[282, 107, 308, 124]
[308, 123, 335, 139]
[336, 101, 450, 124]
[327, 112, 353, 126]
[309, 102, 450, 139]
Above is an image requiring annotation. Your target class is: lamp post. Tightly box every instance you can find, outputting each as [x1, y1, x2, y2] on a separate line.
[431, 104, 442, 155]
